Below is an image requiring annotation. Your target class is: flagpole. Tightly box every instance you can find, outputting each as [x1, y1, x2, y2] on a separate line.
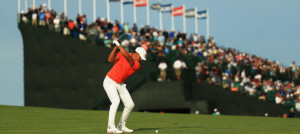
[64, 0, 67, 16]
[48, 0, 51, 10]
[79, 0, 81, 15]
[183, 5, 186, 33]
[121, 0, 124, 24]
[33, 0, 35, 8]
[171, 4, 174, 30]
[160, 8, 163, 30]
[206, 8, 210, 40]
[107, 0, 110, 22]
[195, 7, 198, 34]
[134, 1, 137, 24]
[25, 0, 27, 12]
[18, 0, 20, 13]
[159, 0, 162, 30]
[147, 0, 150, 25]
[93, 0, 96, 22]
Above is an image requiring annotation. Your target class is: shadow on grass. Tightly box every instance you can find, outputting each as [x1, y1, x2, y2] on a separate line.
[135, 128, 160, 131]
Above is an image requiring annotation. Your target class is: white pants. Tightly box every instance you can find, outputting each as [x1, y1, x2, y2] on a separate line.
[103, 76, 135, 128]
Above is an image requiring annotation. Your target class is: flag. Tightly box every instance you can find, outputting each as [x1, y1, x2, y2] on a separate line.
[151, 3, 160, 10]
[123, 0, 133, 4]
[197, 10, 207, 19]
[171, 6, 184, 16]
[160, 3, 172, 13]
[185, 8, 196, 18]
[134, 0, 147, 7]
[109, 0, 133, 4]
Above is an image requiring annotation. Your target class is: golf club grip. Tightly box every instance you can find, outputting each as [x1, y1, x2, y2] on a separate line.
[118, 39, 122, 43]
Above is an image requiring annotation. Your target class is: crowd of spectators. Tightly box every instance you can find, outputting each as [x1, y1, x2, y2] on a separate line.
[19, 4, 300, 113]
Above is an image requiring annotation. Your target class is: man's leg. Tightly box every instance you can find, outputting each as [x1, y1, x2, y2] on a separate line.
[103, 77, 120, 128]
[117, 84, 134, 128]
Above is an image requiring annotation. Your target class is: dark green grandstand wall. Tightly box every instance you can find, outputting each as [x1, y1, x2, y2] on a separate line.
[133, 81, 290, 116]
[185, 82, 291, 116]
[19, 24, 156, 109]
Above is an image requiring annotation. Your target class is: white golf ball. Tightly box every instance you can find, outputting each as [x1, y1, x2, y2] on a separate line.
[156, 130, 158, 133]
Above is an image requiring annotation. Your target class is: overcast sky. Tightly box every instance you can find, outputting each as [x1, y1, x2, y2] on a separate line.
[0, 0, 300, 106]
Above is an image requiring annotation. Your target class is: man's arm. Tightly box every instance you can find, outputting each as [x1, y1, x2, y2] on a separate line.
[108, 46, 119, 63]
[113, 40, 134, 67]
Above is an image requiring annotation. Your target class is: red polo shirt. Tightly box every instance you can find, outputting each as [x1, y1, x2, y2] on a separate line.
[107, 52, 140, 83]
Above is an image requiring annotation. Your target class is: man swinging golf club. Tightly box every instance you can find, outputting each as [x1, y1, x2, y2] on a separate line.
[103, 36, 146, 133]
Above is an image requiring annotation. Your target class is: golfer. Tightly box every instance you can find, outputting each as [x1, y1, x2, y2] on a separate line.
[103, 39, 146, 133]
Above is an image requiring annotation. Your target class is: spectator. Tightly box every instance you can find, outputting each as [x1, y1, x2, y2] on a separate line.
[38, 11, 46, 27]
[124, 23, 129, 32]
[288, 108, 296, 118]
[173, 59, 187, 80]
[45, 11, 51, 25]
[31, 8, 37, 26]
[275, 94, 284, 105]
[157, 32, 165, 46]
[290, 61, 298, 73]
[79, 28, 86, 41]
[254, 72, 262, 83]
[212, 108, 221, 115]
[294, 96, 300, 112]
[63, 19, 70, 36]
[53, 16, 60, 33]
[21, 11, 28, 24]
[68, 19, 74, 34]
[195, 62, 203, 83]
[107, 21, 113, 30]
[72, 21, 79, 38]
[76, 14, 83, 25]
[158, 61, 168, 81]
[83, 14, 87, 27]
[132, 23, 138, 33]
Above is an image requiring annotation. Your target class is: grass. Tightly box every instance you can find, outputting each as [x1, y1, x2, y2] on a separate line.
[0, 105, 300, 134]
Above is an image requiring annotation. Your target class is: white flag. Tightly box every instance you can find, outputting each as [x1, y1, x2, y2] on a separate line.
[151, 3, 161, 10]
[185, 8, 195, 18]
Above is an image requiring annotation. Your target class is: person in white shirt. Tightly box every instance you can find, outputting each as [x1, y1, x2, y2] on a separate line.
[32, 11, 37, 26]
[173, 59, 187, 80]
[21, 11, 28, 24]
[53, 16, 60, 33]
[254, 73, 262, 84]
[158, 61, 168, 81]
[241, 69, 246, 80]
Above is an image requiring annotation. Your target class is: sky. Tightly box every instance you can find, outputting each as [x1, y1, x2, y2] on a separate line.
[0, 0, 300, 106]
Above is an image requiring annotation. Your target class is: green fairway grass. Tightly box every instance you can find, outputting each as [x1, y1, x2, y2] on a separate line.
[0, 105, 300, 134]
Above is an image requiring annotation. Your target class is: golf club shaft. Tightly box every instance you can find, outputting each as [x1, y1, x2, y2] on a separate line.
[117, 33, 129, 42]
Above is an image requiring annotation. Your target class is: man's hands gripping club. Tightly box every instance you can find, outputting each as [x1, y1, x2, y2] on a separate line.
[113, 40, 121, 47]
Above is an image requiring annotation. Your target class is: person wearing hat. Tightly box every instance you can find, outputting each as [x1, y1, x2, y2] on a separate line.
[212, 108, 221, 115]
[103, 39, 146, 133]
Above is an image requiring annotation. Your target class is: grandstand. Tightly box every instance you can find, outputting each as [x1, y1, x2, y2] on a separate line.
[18, 2, 300, 118]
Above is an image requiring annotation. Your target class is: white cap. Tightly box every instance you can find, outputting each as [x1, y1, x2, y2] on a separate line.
[135, 47, 146, 60]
